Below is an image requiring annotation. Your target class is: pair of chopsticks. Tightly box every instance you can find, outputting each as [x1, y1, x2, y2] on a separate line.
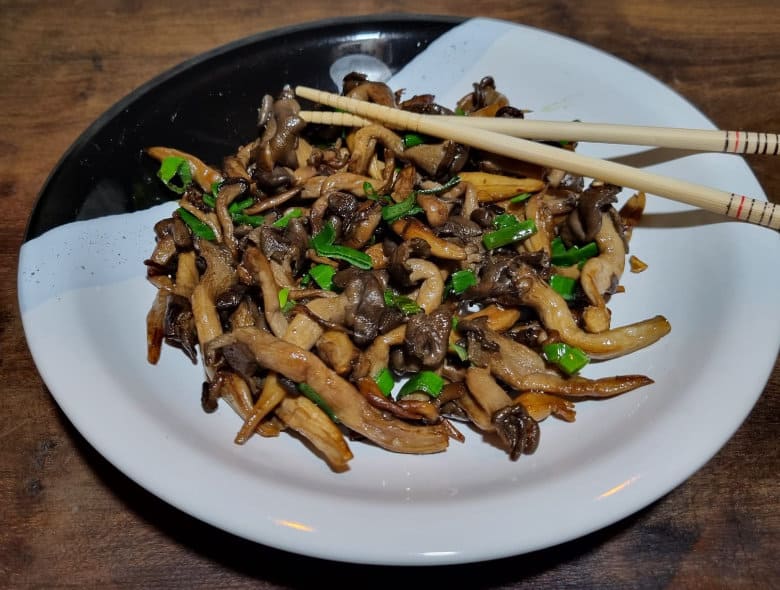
[294, 86, 779, 231]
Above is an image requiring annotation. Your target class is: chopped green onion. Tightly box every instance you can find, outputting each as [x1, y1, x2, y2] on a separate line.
[271, 208, 303, 228]
[384, 290, 422, 315]
[203, 182, 221, 208]
[297, 383, 339, 423]
[202, 193, 216, 208]
[549, 274, 577, 301]
[310, 222, 373, 270]
[374, 368, 395, 397]
[231, 212, 265, 227]
[403, 133, 428, 148]
[449, 341, 468, 362]
[157, 157, 193, 194]
[228, 196, 254, 214]
[416, 175, 461, 195]
[397, 371, 445, 399]
[382, 193, 423, 223]
[447, 269, 477, 295]
[542, 342, 590, 375]
[278, 287, 295, 313]
[550, 237, 599, 267]
[176, 208, 215, 240]
[363, 181, 378, 198]
[482, 219, 537, 249]
[492, 213, 522, 229]
[308, 264, 336, 290]
[509, 192, 532, 204]
[362, 181, 392, 203]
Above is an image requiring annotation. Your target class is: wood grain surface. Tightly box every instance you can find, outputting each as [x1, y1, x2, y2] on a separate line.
[1, 1, 778, 588]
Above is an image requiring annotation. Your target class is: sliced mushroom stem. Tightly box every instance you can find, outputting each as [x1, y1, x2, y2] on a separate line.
[275, 395, 353, 472]
[462, 305, 522, 332]
[190, 239, 236, 358]
[515, 373, 654, 398]
[347, 124, 405, 175]
[205, 327, 449, 454]
[215, 372, 255, 420]
[465, 367, 513, 415]
[234, 372, 287, 445]
[579, 211, 626, 310]
[284, 295, 347, 351]
[243, 186, 303, 215]
[520, 272, 670, 360]
[391, 218, 466, 260]
[515, 392, 576, 422]
[352, 325, 406, 380]
[302, 172, 381, 200]
[146, 146, 223, 190]
[146, 289, 167, 365]
[174, 251, 199, 298]
[407, 258, 446, 313]
[457, 171, 544, 202]
[242, 246, 288, 338]
[316, 330, 358, 375]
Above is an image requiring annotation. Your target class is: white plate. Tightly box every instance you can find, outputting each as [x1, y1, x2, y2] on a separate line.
[18, 17, 780, 565]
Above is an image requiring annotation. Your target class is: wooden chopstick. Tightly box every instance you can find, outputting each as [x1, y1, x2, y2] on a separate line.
[299, 110, 780, 155]
[295, 86, 779, 231]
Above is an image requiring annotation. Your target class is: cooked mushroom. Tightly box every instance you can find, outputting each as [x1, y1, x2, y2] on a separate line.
[205, 327, 450, 454]
[579, 208, 627, 332]
[492, 404, 540, 459]
[515, 264, 671, 360]
[190, 238, 237, 356]
[347, 124, 405, 175]
[404, 307, 452, 368]
[241, 245, 288, 338]
[144, 74, 672, 468]
[402, 140, 469, 179]
[561, 182, 622, 244]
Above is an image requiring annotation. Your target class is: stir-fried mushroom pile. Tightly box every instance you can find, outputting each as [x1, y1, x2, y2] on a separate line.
[144, 74, 671, 471]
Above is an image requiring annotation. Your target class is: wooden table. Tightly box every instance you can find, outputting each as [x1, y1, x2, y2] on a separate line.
[2, 1, 778, 587]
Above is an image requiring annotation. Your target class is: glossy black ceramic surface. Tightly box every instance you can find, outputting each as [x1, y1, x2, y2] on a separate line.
[25, 15, 461, 240]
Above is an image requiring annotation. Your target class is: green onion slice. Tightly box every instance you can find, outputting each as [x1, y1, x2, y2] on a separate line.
[492, 213, 522, 229]
[308, 264, 336, 290]
[176, 208, 215, 240]
[549, 274, 577, 301]
[231, 212, 265, 227]
[382, 193, 423, 223]
[482, 219, 537, 249]
[384, 290, 422, 315]
[416, 175, 461, 195]
[403, 133, 428, 148]
[397, 371, 445, 399]
[447, 269, 477, 295]
[509, 192, 532, 204]
[277, 287, 295, 313]
[310, 222, 373, 270]
[550, 237, 599, 267]
[542, 342, 590, 375]
[448, 342, 468, 362]
[271, 208, 303, 228]
[157, 157, 192, 194]
[374, 368, 395, 397]
[227, 195, 254, 214]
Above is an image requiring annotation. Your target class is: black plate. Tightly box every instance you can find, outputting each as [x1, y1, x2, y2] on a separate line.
[25, 14, 462, 241]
